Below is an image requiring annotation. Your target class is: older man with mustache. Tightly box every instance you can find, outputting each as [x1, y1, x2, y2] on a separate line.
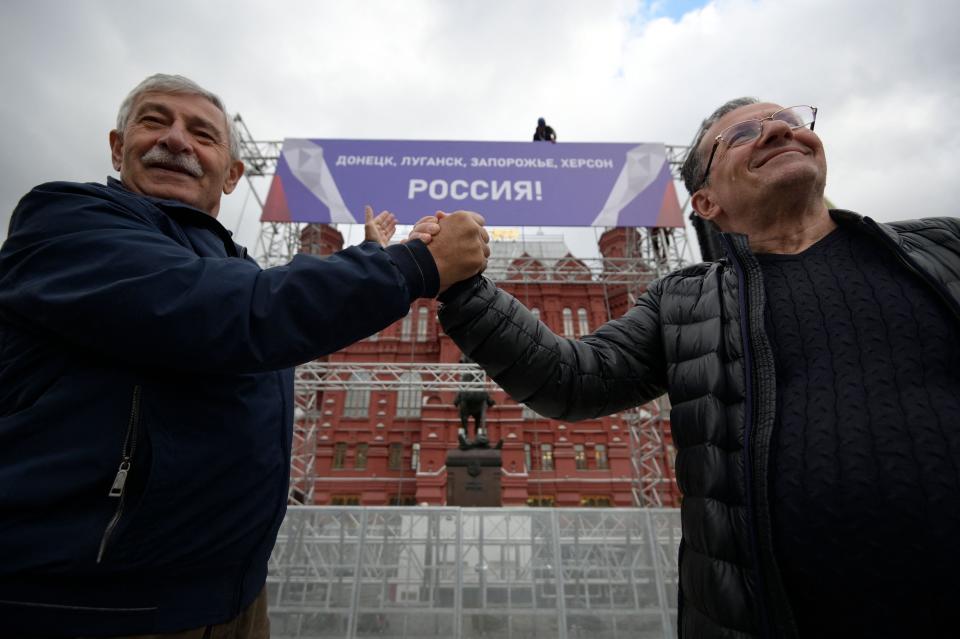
[0, 74, 489, 637]
[432, 98, 960, 637]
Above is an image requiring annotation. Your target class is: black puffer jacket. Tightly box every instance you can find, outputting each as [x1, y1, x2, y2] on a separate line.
[438, 211, 960, 638]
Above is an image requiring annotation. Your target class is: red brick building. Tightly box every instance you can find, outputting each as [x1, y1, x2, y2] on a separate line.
[301, 224, 680, 508]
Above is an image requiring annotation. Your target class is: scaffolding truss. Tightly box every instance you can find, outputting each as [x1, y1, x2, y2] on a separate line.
[624, 401, 671, 508]
[489, 256, 653, 286]
[234, 119, 694, 508]
[288, 363, 493, 504]
[288, 363, 669, 507]
[296, 363, 493, 393]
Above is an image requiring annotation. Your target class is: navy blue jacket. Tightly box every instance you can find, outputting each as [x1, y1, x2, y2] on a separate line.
[0, 178, 439, 634]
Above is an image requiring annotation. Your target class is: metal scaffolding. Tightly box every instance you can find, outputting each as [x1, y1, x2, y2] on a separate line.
[295, 363, 493, 393]
[234, 117, 696, 507]
[288, 363, 495, 504]
[268, 506, 682, 639]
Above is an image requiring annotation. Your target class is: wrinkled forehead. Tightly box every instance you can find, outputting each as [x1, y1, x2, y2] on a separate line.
[700, 102, 784, 152]
[130, 90, 228, 132]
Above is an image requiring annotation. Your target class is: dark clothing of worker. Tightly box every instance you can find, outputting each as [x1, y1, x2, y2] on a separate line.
[533, 117, 556, 142]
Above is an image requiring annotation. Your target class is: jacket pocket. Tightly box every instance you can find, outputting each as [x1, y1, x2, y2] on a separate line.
[96, 385, 143, 563]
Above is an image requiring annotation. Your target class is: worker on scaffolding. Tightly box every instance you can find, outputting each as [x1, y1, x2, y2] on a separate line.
[0, 73, 489, 637]
[425, 99, 960, 638]
[533, 116, 557, 143]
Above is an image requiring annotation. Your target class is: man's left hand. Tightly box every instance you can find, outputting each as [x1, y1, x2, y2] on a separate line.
[406, 213, 442, 245]
[364, 205, 397, 247]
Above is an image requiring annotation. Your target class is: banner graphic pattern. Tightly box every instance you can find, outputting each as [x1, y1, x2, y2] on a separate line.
[262, 139, 683, 228]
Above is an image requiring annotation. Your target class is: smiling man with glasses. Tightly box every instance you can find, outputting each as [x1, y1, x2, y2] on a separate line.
[700, 105, 817, 188]
[684, 100, 835, 253]
[430, 97, 960, 638]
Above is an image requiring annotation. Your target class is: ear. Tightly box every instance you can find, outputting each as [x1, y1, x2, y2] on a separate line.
[222, 159, 245, 195]
[692, 188, 723, 223]
[109, 130, 124, 171]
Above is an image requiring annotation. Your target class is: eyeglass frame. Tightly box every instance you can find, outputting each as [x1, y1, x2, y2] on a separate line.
[698, 105, 818, 190]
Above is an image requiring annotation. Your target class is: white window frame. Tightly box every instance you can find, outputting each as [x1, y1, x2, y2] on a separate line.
[562, 308, 574, 338]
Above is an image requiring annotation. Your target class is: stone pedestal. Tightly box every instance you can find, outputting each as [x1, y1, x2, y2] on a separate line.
[446, 448, 502, 507]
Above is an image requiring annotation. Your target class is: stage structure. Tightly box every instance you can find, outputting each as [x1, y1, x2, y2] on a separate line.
[233, 115, 697, 507]
[267, 506, 682, 639]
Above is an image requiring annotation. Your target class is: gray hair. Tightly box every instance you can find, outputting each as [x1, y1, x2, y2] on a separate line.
[115, 73, 242, 161]
[680, 97, 759, 195]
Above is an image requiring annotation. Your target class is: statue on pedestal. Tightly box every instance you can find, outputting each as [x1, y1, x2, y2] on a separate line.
[454, 355, 497, 449]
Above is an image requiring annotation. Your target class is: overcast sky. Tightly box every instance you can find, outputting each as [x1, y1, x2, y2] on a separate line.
[1, 0, 957, 259]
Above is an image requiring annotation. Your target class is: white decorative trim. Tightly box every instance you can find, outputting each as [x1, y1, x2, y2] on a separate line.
[416, 465, 447, 477]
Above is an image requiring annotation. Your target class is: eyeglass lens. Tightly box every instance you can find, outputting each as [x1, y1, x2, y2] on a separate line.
[723, 106, 815, 148]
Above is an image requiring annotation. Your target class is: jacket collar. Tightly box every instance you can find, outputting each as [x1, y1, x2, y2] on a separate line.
[106, 176, 244, 258]
[106, 176, 215, 218]
[717, 208, 897, 260]
[830, 208, 904, 248]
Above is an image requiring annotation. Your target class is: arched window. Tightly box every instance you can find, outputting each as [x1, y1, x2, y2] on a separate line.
[416, 306, 429, 342]
[577, 308, 589, 336]
[343, 372, 371, 418]
[400, 310, 412, 341]
[562, 308, 574, 338]
[396, 372, 422, 418]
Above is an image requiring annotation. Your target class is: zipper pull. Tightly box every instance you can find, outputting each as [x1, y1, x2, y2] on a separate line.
[108, 461, 131, 497]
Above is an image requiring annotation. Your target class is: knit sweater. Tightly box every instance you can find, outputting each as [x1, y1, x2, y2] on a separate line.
[758, 225, 960, 636]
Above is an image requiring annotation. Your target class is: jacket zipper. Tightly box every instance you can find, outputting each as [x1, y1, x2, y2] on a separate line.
[719, 234, 774, 638]
[723, 234, 802, 638]
[96, 385, 143, 563]
[233, 369, 292, 615]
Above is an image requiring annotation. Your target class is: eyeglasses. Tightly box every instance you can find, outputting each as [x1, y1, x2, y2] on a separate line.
[699, 105, 818, 188]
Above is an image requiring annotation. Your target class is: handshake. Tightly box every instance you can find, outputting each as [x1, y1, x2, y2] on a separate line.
[364, 205, 490, 294]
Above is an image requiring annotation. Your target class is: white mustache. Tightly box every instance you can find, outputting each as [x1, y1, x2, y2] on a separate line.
[141, 146, 204, 178]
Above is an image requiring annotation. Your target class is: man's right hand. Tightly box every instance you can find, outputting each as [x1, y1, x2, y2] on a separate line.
[419, 211, 490, 293]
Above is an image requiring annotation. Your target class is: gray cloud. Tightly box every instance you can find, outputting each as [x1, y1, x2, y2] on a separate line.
[2, 0, 957, 256]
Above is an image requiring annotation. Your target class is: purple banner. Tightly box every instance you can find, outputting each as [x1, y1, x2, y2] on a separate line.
[262, 139, 683, 227]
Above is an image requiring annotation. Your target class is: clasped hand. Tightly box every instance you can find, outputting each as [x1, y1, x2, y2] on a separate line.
[362, 206, 489, 294]
[412, 211, 490, 293]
